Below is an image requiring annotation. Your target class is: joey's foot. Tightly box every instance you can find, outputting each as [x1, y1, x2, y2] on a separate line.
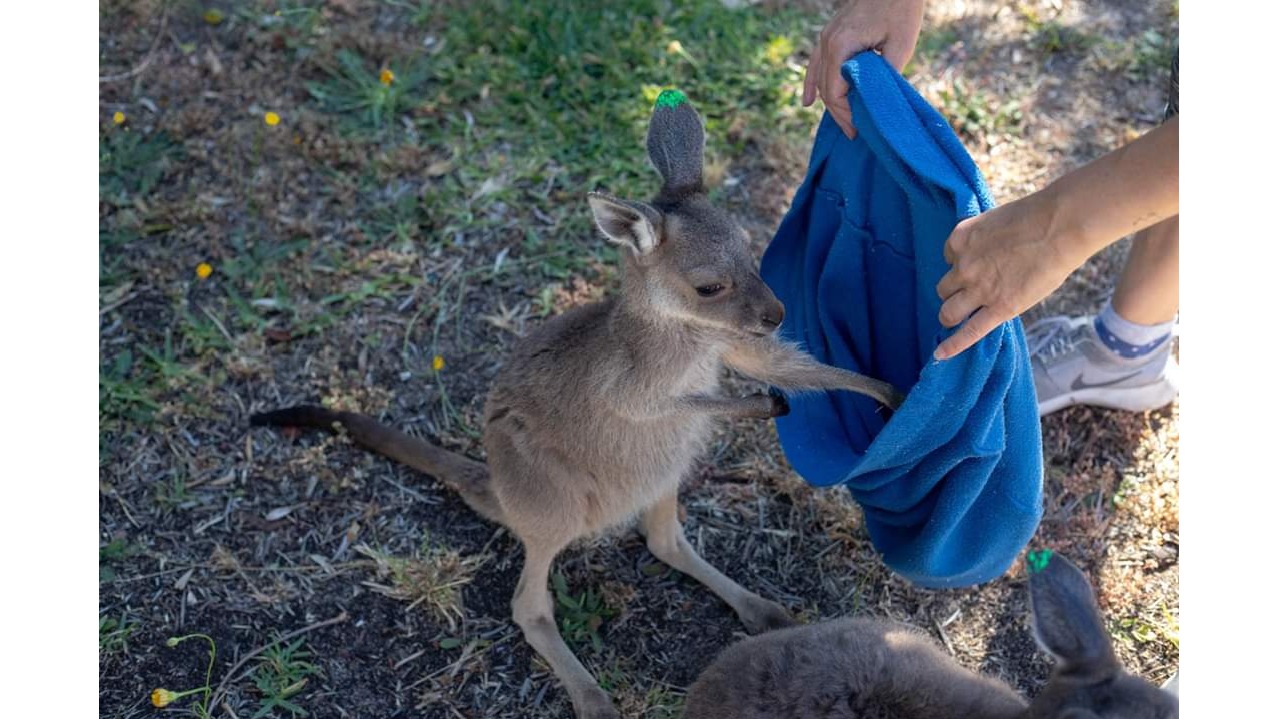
[570, 686, 620, 719]
[575, 697, 621, 719]
[767, 387, 790, 417]
[738, 596, 797, 635]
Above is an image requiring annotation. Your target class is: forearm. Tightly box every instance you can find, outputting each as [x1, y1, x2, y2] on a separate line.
[724, 340, 905, 409]
[674, 393, 780, 419]
[1044, 117, 1179, 265]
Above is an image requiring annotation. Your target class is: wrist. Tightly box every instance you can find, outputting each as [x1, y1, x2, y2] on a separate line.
[1039, 177, 1108, 272]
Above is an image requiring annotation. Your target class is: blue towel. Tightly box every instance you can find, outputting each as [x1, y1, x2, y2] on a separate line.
[760, 52, 1043, 588]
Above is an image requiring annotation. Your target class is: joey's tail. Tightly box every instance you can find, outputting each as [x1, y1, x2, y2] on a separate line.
[250, 406, 505, 524]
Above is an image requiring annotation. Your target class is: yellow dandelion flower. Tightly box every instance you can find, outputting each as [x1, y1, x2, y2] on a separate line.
[112, 111, 126, 125]
[666, 40, 684, 54]
[264, 111, 281, 126]
[196, 262, 213, 280]
[151, 688, 178, 708]
[432, 355, 445, 372]
[203, 9, 224, 25]
[380, 68, 395, 86]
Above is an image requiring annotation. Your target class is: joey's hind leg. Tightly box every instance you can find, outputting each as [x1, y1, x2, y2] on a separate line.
[640, 491, 795, 634]
[512, 538, 619, 719]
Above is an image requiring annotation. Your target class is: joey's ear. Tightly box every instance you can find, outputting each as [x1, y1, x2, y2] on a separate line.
[647, 89, 705, 197]
[587, 191, 662, 256]
[1026, 551, 1119, 677]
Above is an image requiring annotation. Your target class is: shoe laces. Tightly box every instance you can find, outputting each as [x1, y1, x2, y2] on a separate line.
[1025, 316, 1090, 361]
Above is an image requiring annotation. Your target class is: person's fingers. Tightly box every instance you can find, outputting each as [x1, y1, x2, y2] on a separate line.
[829, 97, 857, 139]
[935, 269, 964, 302]
[942, 219, 971, 265]
[802, 34, 823, 106]
[821, 33, 857, 138]
[938, 289, 980, 328]
[934, 307, 1004, 360]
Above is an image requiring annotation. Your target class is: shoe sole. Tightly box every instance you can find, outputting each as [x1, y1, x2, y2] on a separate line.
[1038, 359, 1179, 417]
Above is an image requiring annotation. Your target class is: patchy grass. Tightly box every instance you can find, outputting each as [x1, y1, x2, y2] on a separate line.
[359, 540, 487, 630]
[99, 349, 159, 430]
[100, 614, 138, 655]
[553, 571, 616, 653]
[1123, 29, 1177, 80]
[1017, 4, 1098, 57]
[252, 637, 323, 719]
[936, 80, 1024, 144]
[406, 0, 821, 264]
[99, 125, 177, 207]
[100, 1, 1178, 716]
[903, 25, 960, 76]
[307, 49, 431, 132]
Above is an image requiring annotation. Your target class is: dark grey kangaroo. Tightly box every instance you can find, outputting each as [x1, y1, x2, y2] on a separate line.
[252, 91, 904, 719]
[684, 552, 1178, 719]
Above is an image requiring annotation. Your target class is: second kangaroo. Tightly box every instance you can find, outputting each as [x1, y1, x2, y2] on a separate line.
[252, 91, 904, 719]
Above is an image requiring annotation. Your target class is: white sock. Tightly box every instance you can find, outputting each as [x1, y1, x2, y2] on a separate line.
[1093, 301, 1174, 359]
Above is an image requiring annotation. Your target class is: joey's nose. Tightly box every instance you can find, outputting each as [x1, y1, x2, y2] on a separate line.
[761, 304, 784, 329]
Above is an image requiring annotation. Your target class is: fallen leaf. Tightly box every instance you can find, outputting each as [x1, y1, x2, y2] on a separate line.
[264, 327, 293, 343]
[426, 159, 454, 177]
[470, 176, 504, 201]
[174, 567, 196, 591]
[327, 0, 359, 14]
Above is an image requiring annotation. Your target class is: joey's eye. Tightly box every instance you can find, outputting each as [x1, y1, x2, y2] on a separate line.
[696, 284, 725, 297]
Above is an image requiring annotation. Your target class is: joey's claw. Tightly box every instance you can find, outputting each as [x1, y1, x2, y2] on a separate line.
[768, 387, 790, 418]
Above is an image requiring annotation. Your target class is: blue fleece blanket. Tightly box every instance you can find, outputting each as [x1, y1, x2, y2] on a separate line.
[760, 52, 1043, 588]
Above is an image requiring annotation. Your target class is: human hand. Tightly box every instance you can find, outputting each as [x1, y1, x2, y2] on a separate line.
[803, 0, 926, 139]
[932, 191, 1082, 360]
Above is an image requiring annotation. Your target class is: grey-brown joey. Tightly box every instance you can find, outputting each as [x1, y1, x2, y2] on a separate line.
[251, 92, 904, 719]
[683, 552, 1178, 719]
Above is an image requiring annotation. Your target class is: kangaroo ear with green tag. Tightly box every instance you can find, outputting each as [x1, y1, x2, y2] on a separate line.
[1027, 551, 1119, 678]
[647, 89, 705, 199]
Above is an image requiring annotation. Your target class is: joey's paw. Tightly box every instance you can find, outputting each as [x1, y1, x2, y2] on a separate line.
[767, 387, 790, 418]
[882, 387, 906, 412]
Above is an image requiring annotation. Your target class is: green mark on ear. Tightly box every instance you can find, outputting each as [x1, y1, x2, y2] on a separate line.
[1026, 549, 1053, 574]
[654, 89, 688, 109]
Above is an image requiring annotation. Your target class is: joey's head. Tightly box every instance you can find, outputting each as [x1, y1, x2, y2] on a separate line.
[1023, 551, 1179, 719]
[587, 90, 784, 338]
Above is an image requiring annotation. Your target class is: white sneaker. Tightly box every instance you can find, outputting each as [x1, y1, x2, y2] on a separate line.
[1161, 670, 1180, 698]
[1026, 315, 1179, 417]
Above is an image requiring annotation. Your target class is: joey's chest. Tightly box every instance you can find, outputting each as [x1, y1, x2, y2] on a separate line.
[666, 348, 728, 396]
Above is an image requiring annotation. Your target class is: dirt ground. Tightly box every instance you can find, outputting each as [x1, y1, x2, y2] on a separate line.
[99, 1, 1179, 717]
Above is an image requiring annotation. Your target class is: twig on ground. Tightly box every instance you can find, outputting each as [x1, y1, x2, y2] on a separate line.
[201, 305, 237, 345]
[99, 5, 170, 84]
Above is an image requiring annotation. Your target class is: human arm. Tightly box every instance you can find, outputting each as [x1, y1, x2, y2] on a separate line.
[933, 116, 1180, 360]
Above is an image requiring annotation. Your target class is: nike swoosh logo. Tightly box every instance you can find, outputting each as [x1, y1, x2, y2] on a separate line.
[1071, 371, 1143, 391]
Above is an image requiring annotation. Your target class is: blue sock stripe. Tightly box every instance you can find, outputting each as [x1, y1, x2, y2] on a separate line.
[1093, 317, 1170, 358]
